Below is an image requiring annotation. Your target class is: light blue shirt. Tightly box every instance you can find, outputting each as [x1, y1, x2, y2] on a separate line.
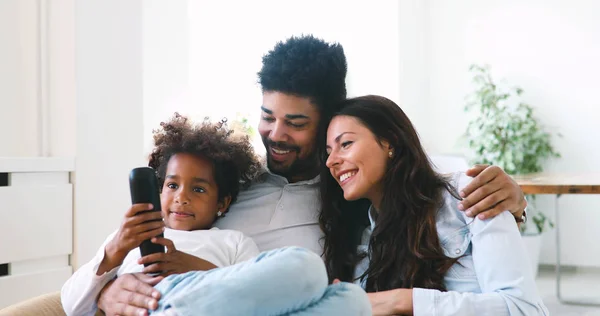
[354, 173, 549, 316]
[215, 169, 324, 255]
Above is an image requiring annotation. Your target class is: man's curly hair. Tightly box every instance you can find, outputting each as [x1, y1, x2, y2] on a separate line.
[148, 113, 261, 206]
[258, 35, 348, 121]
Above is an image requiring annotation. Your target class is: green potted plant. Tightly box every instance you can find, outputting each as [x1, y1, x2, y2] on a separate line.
[463, 64, 560, 275]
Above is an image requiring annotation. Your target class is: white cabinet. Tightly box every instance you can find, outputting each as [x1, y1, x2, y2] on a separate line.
[0, 157, 74, 308]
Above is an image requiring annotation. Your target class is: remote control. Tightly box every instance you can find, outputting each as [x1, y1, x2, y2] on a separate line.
[129, 167, 165, 266]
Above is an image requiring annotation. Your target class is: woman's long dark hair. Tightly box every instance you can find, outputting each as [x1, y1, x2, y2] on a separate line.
[319, 95, 460, 292]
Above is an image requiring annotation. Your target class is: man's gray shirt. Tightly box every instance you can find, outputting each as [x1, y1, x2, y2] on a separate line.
[214, 170, 324, 255]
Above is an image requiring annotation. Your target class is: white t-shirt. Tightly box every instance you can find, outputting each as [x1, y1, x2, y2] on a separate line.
[61, 227, 259, 316]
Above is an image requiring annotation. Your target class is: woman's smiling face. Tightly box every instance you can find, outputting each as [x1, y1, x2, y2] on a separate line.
[325, 115, 391, 206]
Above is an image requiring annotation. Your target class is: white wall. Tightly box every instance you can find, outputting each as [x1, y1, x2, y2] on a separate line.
[421, 0, 600, 267]
[0, 0, 42, 157]
[0, 0, 76, 157]
[48, 0, 76, 157]
[73, 0, 146, 267]
[397, 0, 431, 147]
[143, 0, 190, 155]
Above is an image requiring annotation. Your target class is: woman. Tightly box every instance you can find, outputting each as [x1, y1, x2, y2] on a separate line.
[320, 95, 548, 315]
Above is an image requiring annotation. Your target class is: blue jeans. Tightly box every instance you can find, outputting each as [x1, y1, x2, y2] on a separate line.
[150, 247, 371, 316]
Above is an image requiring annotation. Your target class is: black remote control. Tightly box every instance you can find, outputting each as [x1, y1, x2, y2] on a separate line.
[129, 167, 165, 266]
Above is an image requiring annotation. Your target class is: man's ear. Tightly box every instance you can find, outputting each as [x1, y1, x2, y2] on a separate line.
[217, 195, 232, 215]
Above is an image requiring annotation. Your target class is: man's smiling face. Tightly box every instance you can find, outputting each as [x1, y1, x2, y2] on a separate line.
[258, 91, 320, 182]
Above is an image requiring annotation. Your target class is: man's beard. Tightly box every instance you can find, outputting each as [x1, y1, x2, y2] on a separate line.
[262, 138, 319, 181]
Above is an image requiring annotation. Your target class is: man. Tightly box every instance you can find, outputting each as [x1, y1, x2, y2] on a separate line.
[97, 35, 527, 316]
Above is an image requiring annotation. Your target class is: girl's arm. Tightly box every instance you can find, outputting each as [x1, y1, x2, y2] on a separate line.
[61, 230, 125, 316]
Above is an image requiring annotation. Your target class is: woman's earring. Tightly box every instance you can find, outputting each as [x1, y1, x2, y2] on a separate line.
[388, 151, 393, 158]
[217, 211, 223, 217]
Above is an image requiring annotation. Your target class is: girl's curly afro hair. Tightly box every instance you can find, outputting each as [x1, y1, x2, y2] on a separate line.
[148, 113, 261, 205]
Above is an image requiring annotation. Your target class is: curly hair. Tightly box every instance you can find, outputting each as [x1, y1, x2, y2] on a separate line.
[148, 113, 261, 206]
[258, 35, 348, 123]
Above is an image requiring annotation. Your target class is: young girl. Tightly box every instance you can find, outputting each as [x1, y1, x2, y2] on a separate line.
[61, 114, 371, 316]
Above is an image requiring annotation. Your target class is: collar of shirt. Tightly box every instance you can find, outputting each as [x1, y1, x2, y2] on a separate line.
[256, 166, 321, 186]
[368, 205, 377, 231]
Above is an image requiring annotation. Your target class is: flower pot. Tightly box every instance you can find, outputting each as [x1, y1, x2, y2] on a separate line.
[521, 233, 543, 277]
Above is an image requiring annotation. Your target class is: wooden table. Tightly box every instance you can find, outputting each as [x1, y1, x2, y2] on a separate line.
[513, 173, 600, 306]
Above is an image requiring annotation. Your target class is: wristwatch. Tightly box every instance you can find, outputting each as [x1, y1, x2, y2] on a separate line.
[517, 209, 528, 223]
